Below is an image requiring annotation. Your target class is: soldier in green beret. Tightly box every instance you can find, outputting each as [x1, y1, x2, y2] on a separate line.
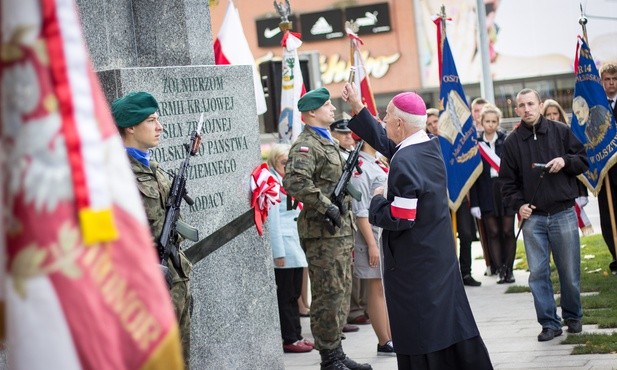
[112, 91, 193, 366]
[283, 88, 372, 370]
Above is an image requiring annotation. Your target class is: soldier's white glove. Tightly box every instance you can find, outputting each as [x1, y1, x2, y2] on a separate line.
[470, 207, 482, 219]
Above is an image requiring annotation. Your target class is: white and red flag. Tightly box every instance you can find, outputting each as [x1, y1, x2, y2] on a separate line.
[278, 31, 305, 143]
[0, 0, 183, 369]
[250, 163, 281, 236]
[346, 28, 377, 116]
[214, 0, 267, 115]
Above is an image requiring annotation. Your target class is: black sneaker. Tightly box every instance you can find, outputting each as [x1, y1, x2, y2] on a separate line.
[537, 327, 562, 342]
[377, 340, 395, 356]
[462, 275, 481, 286]
[565, 319, 582, 333]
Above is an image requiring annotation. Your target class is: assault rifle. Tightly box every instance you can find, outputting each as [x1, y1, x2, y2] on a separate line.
[325, 141, 363, 234]
[158, 113, 203, 284]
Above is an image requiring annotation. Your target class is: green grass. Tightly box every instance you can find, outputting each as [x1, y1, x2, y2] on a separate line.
[561, 332, 617, 354]
[506, 234, 617, 354]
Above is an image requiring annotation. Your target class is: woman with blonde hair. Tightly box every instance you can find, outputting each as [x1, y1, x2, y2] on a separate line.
[470, 104, 516, 284]
[267, 144, 314, 353]
[542, 99, 569, 124]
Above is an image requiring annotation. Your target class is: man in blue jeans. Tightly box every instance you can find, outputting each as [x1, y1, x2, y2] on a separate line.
[499, 88, 588, 342]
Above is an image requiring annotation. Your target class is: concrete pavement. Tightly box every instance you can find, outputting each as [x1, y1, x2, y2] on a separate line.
[284, 196, 617, 370]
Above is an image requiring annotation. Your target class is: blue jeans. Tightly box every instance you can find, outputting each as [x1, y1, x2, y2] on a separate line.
[522, 207, 582, 330]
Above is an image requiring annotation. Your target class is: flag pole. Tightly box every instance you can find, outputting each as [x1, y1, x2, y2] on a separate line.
[439, 5, 446, 52]
[348, 21, 355, 69]
[438, 5, 457, 247]
[578, 4, 589, 45]
[579, 4, 617, 266]
[345, 20, 358, 85]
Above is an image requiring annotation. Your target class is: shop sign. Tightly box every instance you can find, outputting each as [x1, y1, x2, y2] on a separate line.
[299, 9, 345, 42]
[255, 15, 298, 47]
[344, 2, 391, 35]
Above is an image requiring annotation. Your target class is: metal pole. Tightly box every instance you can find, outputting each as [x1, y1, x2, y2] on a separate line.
[515, 170, 546, 242]
[476, 0, 494, 103]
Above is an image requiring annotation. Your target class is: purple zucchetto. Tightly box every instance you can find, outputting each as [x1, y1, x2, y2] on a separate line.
[392, 92, 427, 116]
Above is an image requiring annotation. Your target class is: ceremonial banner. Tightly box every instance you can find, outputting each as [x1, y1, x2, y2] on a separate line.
[434, 25, 482, 211]
[349, 32, 378, 116]
[278, 31, 305, 143]
[570, 36, 617, 195]
[1, 0, 182, 368]
[214, 0, 267, 115]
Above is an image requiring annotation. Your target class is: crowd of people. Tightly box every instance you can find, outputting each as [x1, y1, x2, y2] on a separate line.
[111, 58, 617, 369]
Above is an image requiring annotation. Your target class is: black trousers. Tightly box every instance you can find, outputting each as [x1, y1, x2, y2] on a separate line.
[275, 267, 304, 344]
[598, 174, 617, 262]
[456, 200, 477, 277]
[396, 336, 493, 370]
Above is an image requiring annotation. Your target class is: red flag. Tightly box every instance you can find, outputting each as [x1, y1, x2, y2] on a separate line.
[214, 0, 267, 115]
[1, 0, 182, 368]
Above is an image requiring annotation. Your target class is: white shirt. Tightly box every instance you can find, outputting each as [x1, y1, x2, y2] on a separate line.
[482, 132, 499, 178]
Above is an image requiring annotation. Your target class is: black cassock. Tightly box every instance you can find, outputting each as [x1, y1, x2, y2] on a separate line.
[349, 108, 492, 370]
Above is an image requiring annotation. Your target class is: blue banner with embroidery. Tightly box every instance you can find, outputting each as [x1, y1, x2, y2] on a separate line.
[437, 37, 482, 211]
[570, 37, 617, 195]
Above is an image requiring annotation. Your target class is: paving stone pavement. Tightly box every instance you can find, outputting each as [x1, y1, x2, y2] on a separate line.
[284, 239, 617, 370]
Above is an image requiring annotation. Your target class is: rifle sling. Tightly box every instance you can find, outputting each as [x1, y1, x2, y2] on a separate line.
[184, 209, 254, 264]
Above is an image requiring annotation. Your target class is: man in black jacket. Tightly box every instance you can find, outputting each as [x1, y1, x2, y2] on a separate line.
[500, 88, 589, 342]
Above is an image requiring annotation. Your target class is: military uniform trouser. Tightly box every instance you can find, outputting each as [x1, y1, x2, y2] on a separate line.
[302, 236, 353, 351]
[171, 279, 192, 368]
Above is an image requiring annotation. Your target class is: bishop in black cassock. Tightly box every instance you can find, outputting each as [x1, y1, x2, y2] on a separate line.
[341, 86, 493, 370]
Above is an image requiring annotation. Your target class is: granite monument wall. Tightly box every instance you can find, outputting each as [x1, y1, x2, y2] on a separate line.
[76, 0, 284, 368]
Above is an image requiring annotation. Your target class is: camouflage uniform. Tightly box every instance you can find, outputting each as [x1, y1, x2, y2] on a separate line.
[129, 156, 193, 365]
[283, 127, 354, 351]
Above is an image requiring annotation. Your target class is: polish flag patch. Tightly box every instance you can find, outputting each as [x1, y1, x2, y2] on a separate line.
[299, 146, 310, 153]
[390, 196, 418, 221]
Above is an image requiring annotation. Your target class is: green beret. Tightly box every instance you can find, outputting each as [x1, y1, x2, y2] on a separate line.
[111, 92, 159, 128]
[297, 87, 330, 112]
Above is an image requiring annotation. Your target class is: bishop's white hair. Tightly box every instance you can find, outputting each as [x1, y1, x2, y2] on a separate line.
[392, 104, 427, 131]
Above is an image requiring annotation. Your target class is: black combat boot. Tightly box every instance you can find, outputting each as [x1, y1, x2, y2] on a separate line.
[320, 348, 350, 370]
[496, 265, 506, 284]
[333, 346, 373, 370]
[504, 267, 515, 283]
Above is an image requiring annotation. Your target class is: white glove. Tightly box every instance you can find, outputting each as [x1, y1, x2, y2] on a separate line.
[577, 196, 589, 207]
[470, 207, 482, 219]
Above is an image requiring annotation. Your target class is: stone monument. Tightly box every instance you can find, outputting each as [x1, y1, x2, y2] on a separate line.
[75, 1, 284, 368]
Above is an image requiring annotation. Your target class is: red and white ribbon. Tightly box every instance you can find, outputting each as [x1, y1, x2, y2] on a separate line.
[250, 163, 281, 236]
[390, 196, 417, 221]
[575, 198, 594, 236]
[478, 142, 501, 172]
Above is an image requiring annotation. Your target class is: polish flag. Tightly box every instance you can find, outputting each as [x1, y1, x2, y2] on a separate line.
[214, 0, 268, 115]
[347, 31, 378, 116]
[1, 0, 182, 368]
